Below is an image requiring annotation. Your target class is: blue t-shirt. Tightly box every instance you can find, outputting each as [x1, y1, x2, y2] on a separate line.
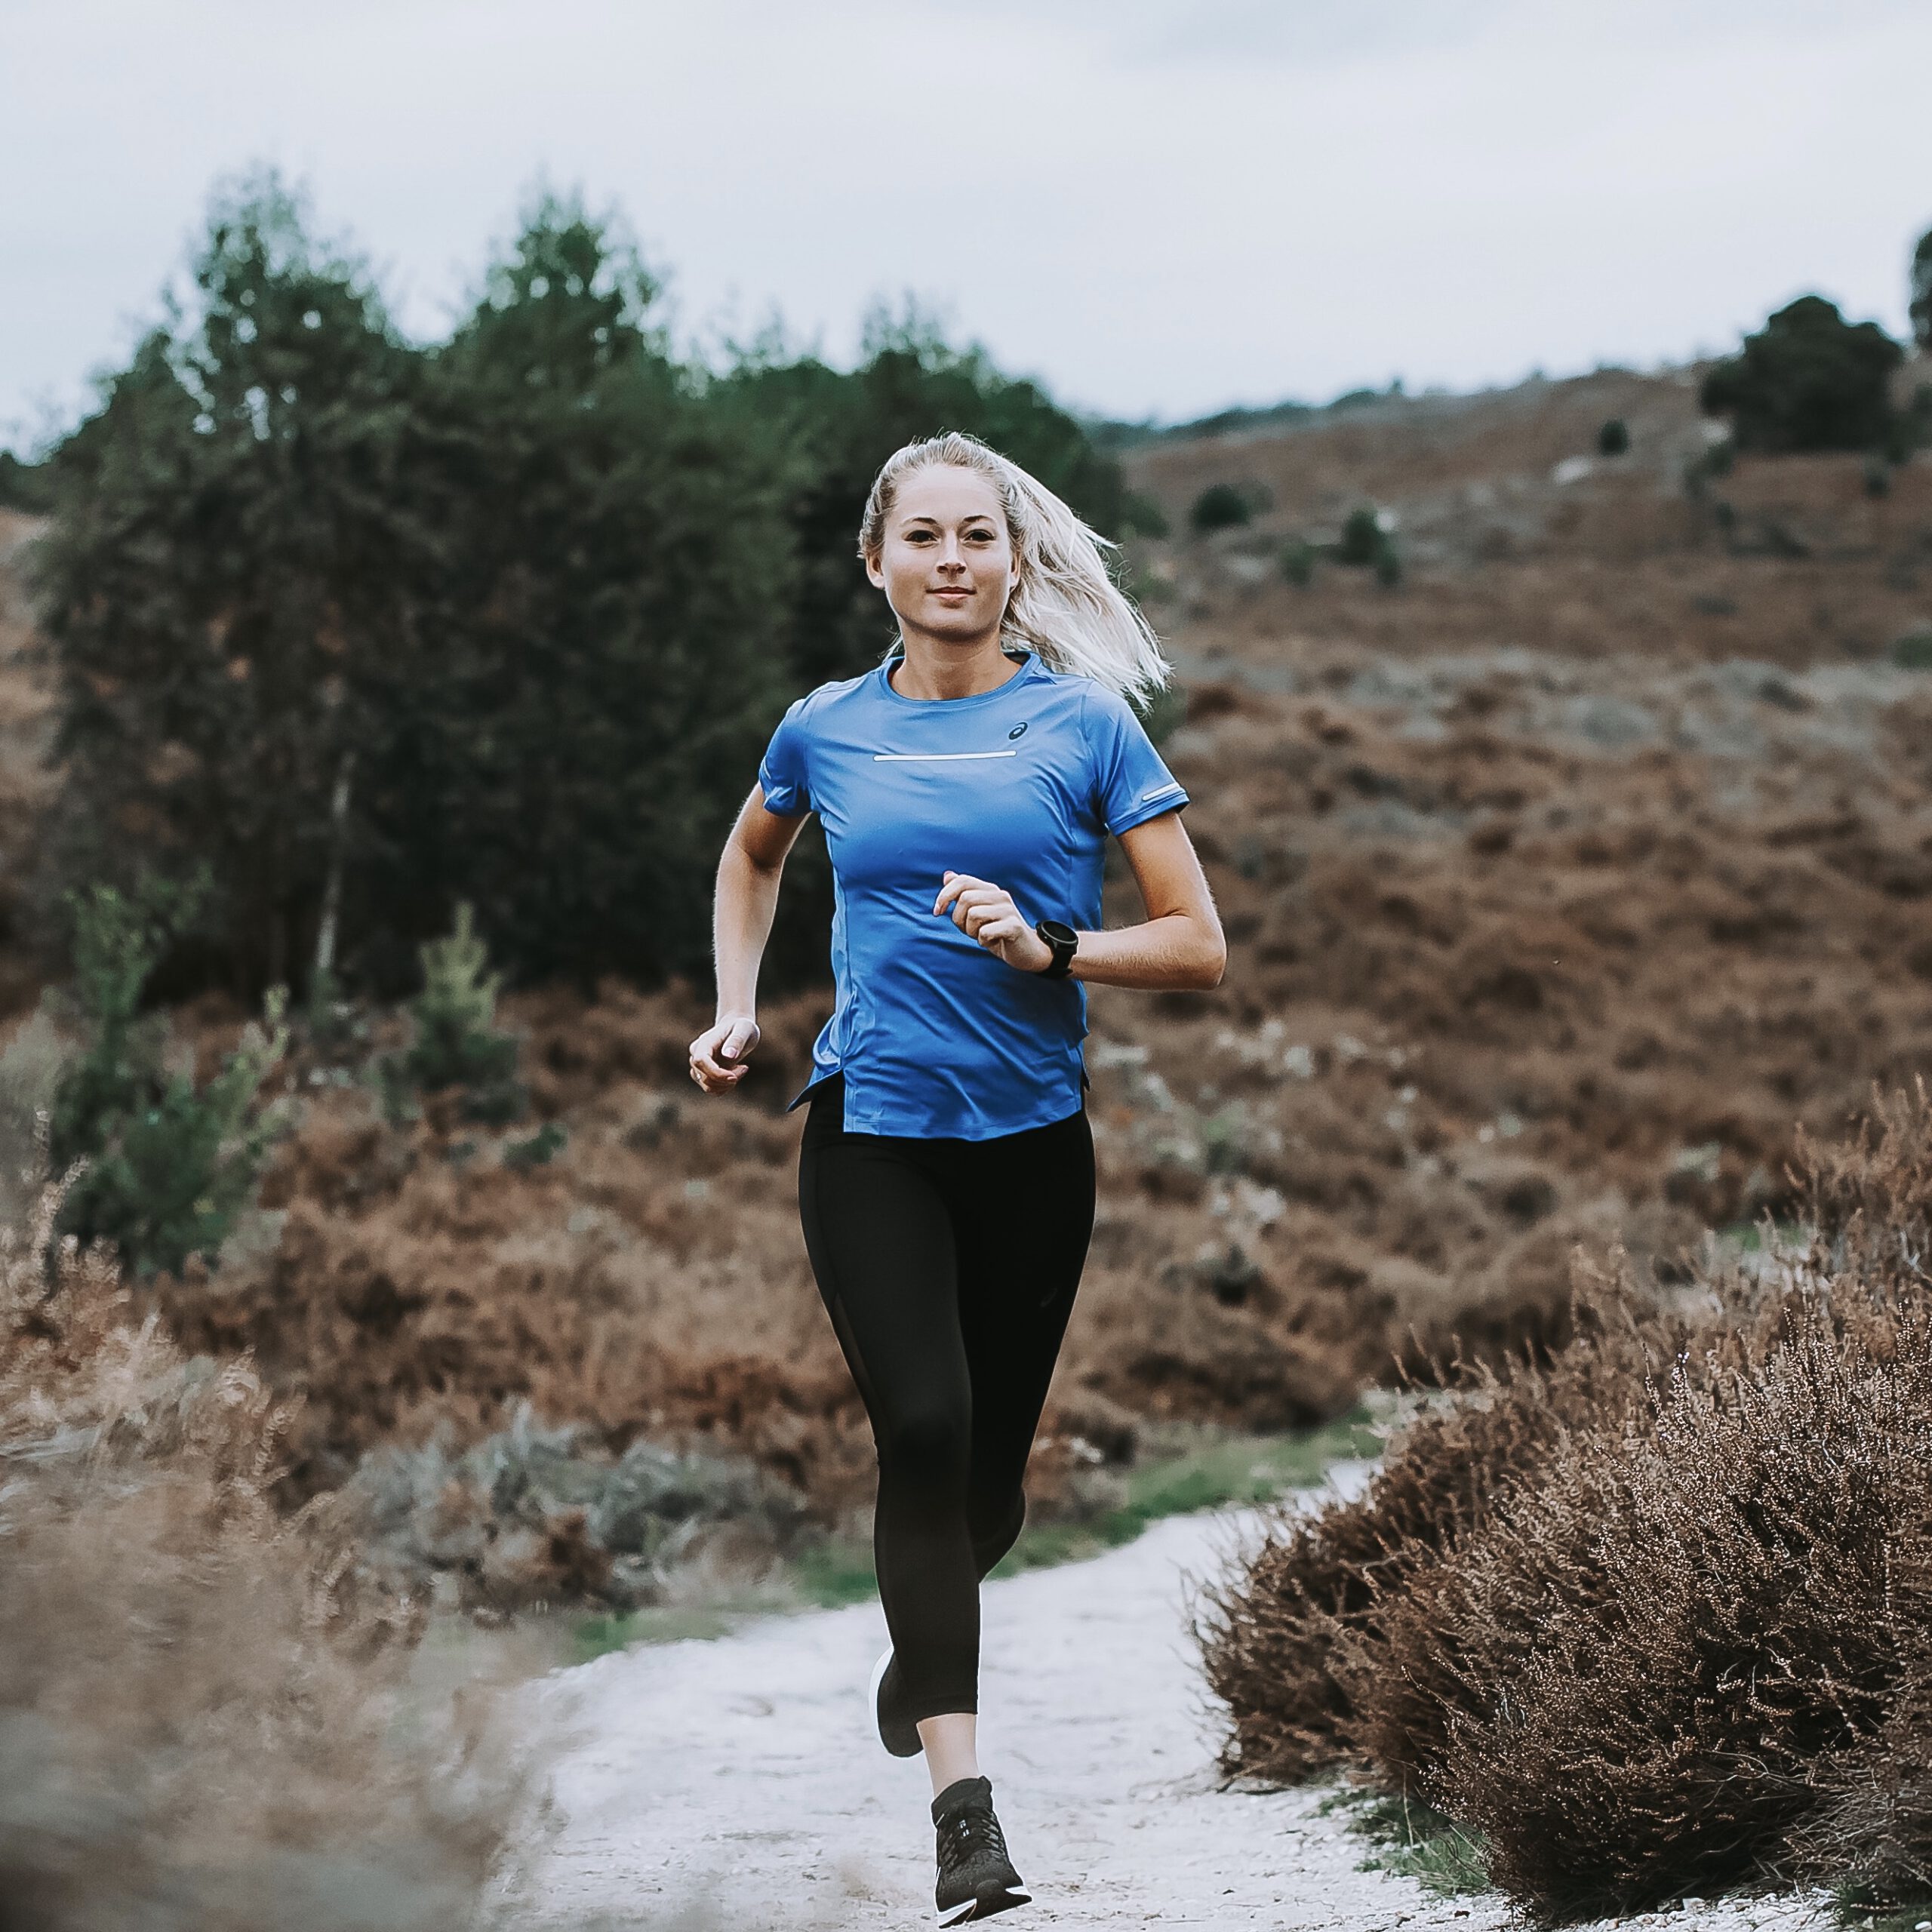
[758, 647, 1190, 1139]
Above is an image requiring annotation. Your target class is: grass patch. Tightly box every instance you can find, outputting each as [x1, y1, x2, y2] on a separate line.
[1320, 1786, 1492, 1898]
[1833, 1883, 1932, 1932]
[790, 1538, 883, 1611]
[570, 1410, 1388, 1640]
[988, 1408, 1383, 1581]
[568, 1604, 744, 1662]
[1715, 1216, 1807, 1253]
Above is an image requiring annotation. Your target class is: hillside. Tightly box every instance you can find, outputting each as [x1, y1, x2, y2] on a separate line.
[2, 366, 1930, 1564]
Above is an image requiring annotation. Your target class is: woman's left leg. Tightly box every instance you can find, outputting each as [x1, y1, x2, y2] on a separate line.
[945, 1103, 1099, 1580]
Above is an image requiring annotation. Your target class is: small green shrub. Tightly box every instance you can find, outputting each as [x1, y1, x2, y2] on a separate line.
[1335, 506, 1384, 565]
[377, 903, 525, 1125]
[1190, 481, 1257, 534]
[1121, 488, 1171, 539]
[48, 878, 291, 1278]
[1281, 539, 1317, 587]
[503, 1121, 567, 1171]
[1893, 629, 1932, 672]
[1596, 417, 1629, 457]
[1327, 506, 1402, 583]
[1682, 439, 1735, 500]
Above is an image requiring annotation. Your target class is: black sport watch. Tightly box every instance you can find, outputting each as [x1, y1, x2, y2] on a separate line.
[1034, 918, 1079, 980]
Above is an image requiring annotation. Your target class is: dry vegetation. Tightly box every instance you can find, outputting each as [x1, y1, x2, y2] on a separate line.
[0, 1150, 534, 1930]
[2, 362, 1930, 1604]
[1198, 1083, 1932, 1921]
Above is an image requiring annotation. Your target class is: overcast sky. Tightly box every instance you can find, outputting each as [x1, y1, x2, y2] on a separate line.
[3, 0, 1928, 447]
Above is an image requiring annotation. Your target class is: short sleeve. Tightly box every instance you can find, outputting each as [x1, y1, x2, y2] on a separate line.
[1086, 687, 1189, 835]
[758, 696, 812, 816]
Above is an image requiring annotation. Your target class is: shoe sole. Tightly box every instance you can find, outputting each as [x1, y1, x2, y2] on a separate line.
[868, 1647, 922, 1758]
[937, 1882, 1031, 1925]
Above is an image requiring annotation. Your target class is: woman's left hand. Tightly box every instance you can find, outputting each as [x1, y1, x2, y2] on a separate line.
[934, 870, 1055, 973]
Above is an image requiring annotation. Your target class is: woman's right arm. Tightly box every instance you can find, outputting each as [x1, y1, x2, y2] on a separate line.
[689, 785, 809, 1094]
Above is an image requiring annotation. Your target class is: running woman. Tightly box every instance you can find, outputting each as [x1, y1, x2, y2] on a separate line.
[688, 430, 1224, 1924]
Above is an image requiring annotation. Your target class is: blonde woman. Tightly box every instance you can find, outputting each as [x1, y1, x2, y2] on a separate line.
[689, 430, 1224, 1924]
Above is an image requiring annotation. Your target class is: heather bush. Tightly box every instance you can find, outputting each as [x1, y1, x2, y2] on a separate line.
[0, 1158, 537, 1931]
[1597, 417, 1629, 457]
[349, 1403, 810, 1612]
[1198, 1085, 1932, 1920]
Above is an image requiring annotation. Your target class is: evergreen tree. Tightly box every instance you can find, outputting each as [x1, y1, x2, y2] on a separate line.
[727, 304, 1129, 694]
[1910, 225, 1931, 352]
[49, 875, 290, 1278]
[28, 176, 1139, 1001]
[377, 901, 525, 1125]
[352, 191, 801, 991]
[1699, 294, 1903, 454]
[29, 166, 434, 995]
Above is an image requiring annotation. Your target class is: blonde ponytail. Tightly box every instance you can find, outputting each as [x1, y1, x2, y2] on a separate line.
[857, 430, 1174, 708]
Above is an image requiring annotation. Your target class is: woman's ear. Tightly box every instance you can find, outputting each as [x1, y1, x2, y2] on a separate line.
[864, 549, 886, 590]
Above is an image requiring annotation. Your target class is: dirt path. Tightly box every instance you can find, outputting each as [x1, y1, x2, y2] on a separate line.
[491, 1477, 1833, 1931]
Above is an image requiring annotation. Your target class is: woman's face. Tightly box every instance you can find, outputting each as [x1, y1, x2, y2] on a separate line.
[866, 466, 1017, 643]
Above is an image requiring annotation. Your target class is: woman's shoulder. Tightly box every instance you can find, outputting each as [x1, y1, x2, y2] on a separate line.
[780, 666, 878, 729]
[1038, 664, 1143, 733]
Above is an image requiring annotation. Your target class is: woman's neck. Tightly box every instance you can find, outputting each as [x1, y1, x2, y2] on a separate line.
[888, 635, 1025, 702]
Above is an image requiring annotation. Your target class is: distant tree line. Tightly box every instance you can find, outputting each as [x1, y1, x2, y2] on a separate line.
[17, 168, 1131, 1001]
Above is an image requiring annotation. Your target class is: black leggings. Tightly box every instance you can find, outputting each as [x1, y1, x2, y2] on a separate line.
[797, 1070, 1097, 1721]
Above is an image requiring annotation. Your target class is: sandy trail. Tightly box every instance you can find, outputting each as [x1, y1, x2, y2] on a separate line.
[492, 1476, 1832, 1932]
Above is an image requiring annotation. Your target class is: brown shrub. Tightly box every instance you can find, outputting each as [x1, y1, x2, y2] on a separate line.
[1199, 1086, 1932, 1919]
[0, 1157, 538, 1930]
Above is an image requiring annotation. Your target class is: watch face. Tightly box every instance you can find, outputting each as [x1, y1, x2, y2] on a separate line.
[1039, 919, 1077, 943]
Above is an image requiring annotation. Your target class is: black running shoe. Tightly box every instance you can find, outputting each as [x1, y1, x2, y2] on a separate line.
[932, 1776, 1029, 1925]
[868, 1647, 922, 1758]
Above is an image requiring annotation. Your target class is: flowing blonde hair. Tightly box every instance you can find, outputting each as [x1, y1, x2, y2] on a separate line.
[857, 430, 1174, 707]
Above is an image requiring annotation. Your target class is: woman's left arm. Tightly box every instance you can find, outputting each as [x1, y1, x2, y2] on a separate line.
[934, 810, 1226, 991]
[1066, 811, 1226, 990]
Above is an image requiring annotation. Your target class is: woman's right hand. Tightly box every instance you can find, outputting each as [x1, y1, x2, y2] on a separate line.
[689, 1014, 760, 1094]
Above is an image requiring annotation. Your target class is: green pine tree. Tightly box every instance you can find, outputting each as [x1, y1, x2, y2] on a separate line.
[49, 876, 291, 1278]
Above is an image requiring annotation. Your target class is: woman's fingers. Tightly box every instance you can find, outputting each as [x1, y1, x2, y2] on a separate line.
[689, 1019, 759, 1092]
